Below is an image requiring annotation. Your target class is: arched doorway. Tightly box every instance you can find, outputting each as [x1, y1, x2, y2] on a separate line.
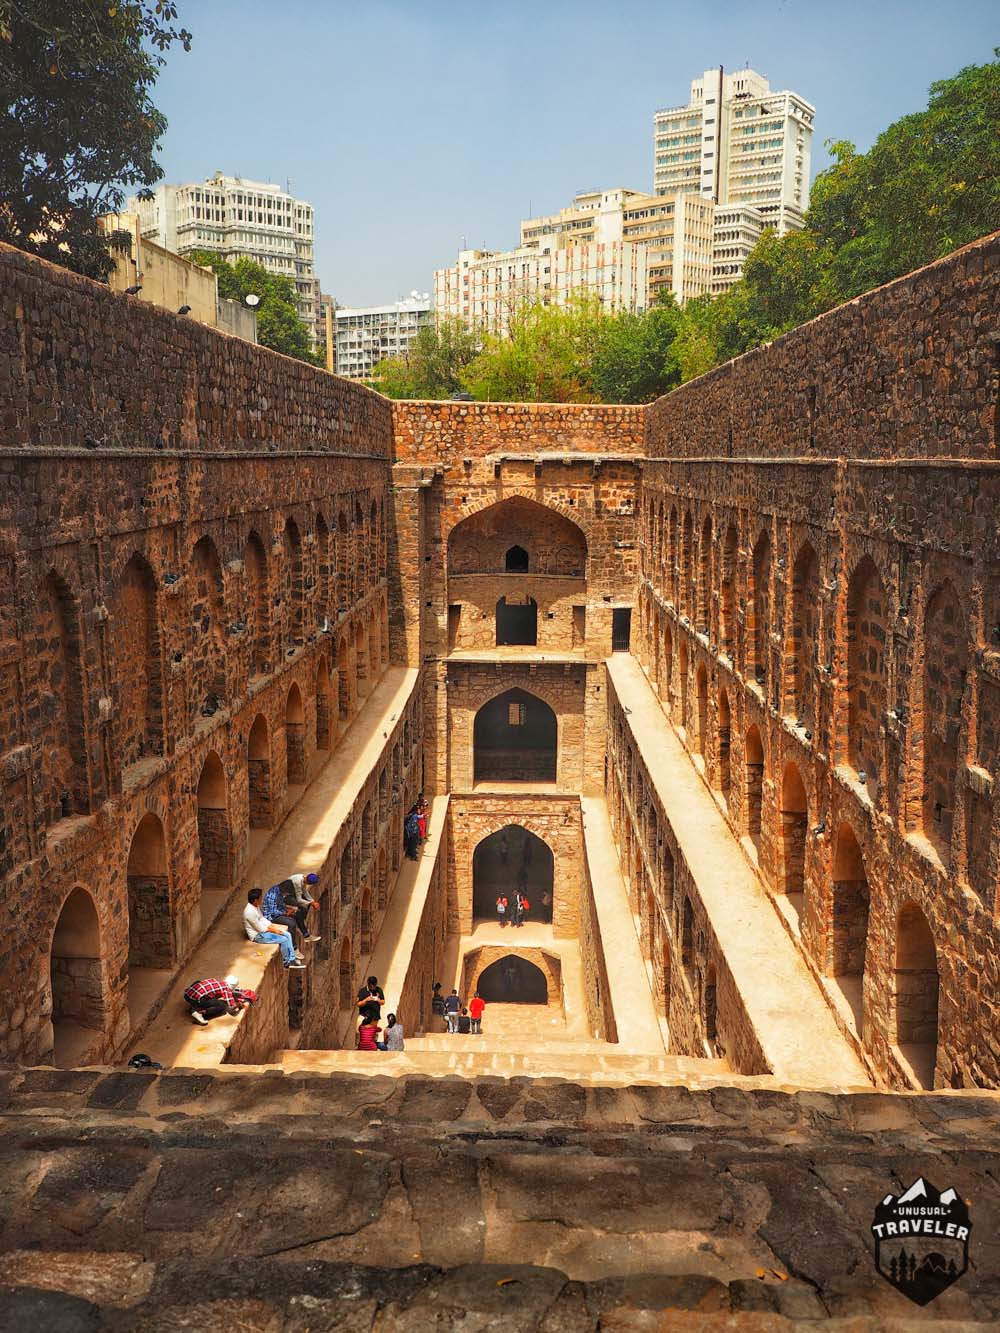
[196, 752, 232, 890]
[894, 903, 939, 1088]
[127, 812, 172, 966]
[316, 656, 333, 750]
[496, 596, 538, 646]
[744, 725, 764, 853]
[472, 825, 554, 923]
[50, 887, 105, 1066]
[473, 688, 557, 783]
[113, 553, 162, 766]
[779, 763, 808, 926]
[247, 714, 272, 829]
[505, 544, 529, 572]
[830, 823, 869, 1034]
[286, 683, 306, 784]
[477, 955, 548, 1004]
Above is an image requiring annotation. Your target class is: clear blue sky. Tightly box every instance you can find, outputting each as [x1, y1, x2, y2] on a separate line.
[150, 1, 998, 306]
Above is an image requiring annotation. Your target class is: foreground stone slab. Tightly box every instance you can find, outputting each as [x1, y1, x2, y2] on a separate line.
[1, 1069, 999, 1325]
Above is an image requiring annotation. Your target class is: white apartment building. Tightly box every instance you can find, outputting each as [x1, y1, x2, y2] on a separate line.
[654, 66, 814, 285]
[127, 172, 318, 339]
[711, 204, 765, 294]
[334, 295, 432, 381]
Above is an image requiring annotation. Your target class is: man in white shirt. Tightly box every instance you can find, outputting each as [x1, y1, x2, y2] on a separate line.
[242, 888, 305, 969]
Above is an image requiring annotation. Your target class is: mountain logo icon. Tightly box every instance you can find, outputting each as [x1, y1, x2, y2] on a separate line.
[871, 1177, 971, 1305]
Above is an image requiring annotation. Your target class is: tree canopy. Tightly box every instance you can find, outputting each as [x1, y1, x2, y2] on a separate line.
[373, 316, 478, 399]
[187, 251, 320, 365]
[0, 1, 191, 278]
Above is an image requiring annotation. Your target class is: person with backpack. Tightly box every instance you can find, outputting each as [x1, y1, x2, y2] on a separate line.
[496, 893, 508, 927]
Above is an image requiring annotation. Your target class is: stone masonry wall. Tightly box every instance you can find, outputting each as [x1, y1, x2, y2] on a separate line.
[645, 231, 1000, 461]
[0, 244, 392, 453]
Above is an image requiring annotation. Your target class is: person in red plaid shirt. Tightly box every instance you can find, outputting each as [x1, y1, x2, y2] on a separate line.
[183, 975, 258, 1026]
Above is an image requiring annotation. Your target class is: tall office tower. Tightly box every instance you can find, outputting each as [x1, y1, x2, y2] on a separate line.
[654, 66, 814, 282]
[128, 172, 318, 339]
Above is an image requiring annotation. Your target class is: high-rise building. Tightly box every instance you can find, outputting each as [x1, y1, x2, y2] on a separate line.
[127, 172, 318, 339]
[654, 66, 814, 283]
[334, 295, 432, 381]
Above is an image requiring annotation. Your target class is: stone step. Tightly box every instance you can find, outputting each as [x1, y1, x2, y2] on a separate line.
[278, 1048, 729, 1083]
[405, 1035, 613, 1055]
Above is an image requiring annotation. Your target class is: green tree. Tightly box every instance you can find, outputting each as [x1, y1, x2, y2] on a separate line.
[590, 293, 684, 403]
[461, 296, 604, 403]
[0, 1, 191, 278]
[809, 52, 1000, 297]
[373, 316, 479, 399]
[188, 250, 320, 364]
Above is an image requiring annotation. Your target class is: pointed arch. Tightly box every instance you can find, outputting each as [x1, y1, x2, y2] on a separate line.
[50, 887, 106, 1066]
[894, 902, 939, 1088]
[197, 751, 233, 889]
[745, 724, 764, 851]
[922, 581, 967, 861]
[749, 530, 771, 683]
[472, 825, 554, 922]
[477, 955, 548, 1004]
[282, 517, 304, 653]
[39, 570, 89, 819]
[286, 682, 306, 784]
[247, 713, 272, 829]
[845, 555, 886, 791]
[244, 530, 270, 677]
[127, 812, 172, 965]
[473, 688, 557, 783]
[448, 495, 587, 578]
[720, 523, 738, 654]
[790, 541, 820, 731]
[315, 655, 333, 750]
[113, 553, 163, 767]
[717, 686, 731, 800]
[190, 536, 227, 716]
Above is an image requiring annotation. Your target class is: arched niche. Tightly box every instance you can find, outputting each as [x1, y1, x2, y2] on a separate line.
[196, 752, 232, 890]
[247, 714, 272, 829]
[127, 812, 172, 968]
[473, 688, 557, 784]
[476, 955, 548, 1004]
[50, 887, 106, 1066]
[286, 682, 306, 783]
[448, 496, 587, 578]
[472, 825, 554, 922]
[894, 902, 939, 1089]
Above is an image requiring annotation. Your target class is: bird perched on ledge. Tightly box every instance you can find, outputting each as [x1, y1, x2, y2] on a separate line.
[178, 304, 192, 315]
[124, 284, 142, 296]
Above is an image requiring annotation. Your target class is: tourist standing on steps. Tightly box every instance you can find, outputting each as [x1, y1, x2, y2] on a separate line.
[517, 891, 530, 925]
[243, 888, 305, 969]
[403, 807, 420, 860]
[431, 981, 446, 1027]
[183, 975, 258, 1025]
[511, 892, 522, 928]
[496, 893, 508, 927]
[383, 1012, 405, 1051]
[444, 987, 461, 1033]
[469, 992, 485, 1034]
[457, 1006, 471, 1034]
[356, 1014, 382, 1051]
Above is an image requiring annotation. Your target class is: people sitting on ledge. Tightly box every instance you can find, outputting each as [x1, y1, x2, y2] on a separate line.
[356, 1013, 382, 1051]
[383, 1012, 405, 1051]
[243, 887, 306, 969]
[262, 875, 321, 948]
[431, 981, 446, 1025]
[183, 975, 258, 1026]
[457, 1006, 472, 1034]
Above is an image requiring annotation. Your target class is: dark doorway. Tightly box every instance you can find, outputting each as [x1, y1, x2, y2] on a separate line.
[473, 825, 554, 922]
[496, 596, 537, 646]
[474, 688, 557, 783]
[612, 607, 632, 652]
[505, 545, 529, 572]
[477, 955, 548, 1004]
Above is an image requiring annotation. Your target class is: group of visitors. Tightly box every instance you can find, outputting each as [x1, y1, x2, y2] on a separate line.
[243, 873, 322, 969]
[431, 981, 486, 1034]
[403, 794, 429, 860]
[354, 974, 405, 1051]
[495, 890, 530, 928]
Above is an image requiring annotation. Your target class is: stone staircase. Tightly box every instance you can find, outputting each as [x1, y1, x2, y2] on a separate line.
[281, 1004, 729, 1083]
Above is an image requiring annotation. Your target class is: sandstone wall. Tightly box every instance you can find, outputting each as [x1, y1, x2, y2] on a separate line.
[645, 231, 1000, 461]
[0, 244, 392, 453]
